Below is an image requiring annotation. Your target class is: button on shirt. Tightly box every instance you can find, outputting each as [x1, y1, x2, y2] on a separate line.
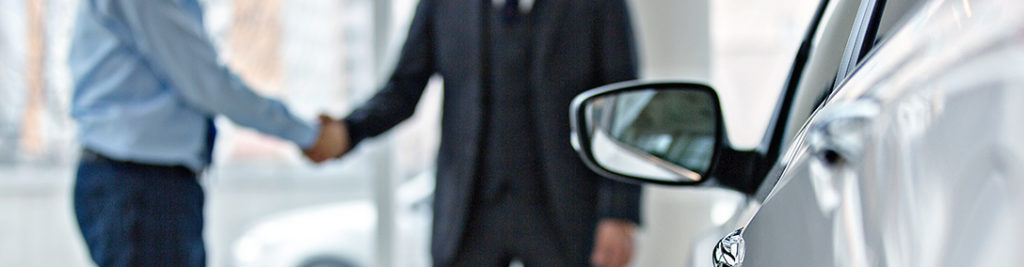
[69, 0, 318, 171]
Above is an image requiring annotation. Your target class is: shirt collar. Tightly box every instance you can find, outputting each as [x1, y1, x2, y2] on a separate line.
[492, 0, 535, 13]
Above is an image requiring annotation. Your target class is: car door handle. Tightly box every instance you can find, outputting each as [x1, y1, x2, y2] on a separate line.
[807, 100, 880, 166]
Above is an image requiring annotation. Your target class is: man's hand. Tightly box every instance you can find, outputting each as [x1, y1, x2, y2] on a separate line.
[303, 115, 351, 163]
[590, 219, 637, 267]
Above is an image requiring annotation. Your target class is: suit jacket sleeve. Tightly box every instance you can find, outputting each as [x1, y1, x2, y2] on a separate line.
[343, 0, 436, 147]
[594, 0, 644, 225]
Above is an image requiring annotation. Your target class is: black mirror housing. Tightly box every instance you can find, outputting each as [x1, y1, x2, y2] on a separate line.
[570, 80, 729, 186]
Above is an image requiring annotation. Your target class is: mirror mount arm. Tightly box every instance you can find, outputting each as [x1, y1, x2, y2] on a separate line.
[711, 148, 763, 195]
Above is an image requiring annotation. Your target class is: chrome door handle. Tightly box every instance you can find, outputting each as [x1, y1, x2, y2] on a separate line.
[806, 100, 880, 166]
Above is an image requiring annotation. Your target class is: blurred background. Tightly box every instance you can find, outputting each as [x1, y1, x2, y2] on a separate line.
[0, 0, 814, 266]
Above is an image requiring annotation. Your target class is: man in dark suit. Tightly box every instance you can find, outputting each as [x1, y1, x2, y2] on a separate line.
[321, 0, 642, 266]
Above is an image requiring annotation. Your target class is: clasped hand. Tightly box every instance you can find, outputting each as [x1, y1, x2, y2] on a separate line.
[303, 114, 351, 163]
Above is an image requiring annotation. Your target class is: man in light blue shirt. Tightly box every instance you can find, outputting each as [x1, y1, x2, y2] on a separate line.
[68, 0, 347, 266]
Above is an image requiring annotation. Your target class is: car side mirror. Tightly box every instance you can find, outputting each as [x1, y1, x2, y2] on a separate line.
[571, 81, 725, 185]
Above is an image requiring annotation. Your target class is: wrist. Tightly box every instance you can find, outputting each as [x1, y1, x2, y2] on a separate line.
[297, 119, 323, 150]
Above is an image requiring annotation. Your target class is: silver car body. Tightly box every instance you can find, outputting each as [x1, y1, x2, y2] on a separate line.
[570, 0, 1024, 265]
[738, 0, 1024, 265]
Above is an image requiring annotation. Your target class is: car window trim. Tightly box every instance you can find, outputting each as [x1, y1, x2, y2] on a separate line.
[753, 0, 887, 201]
[752, 0, 833, 190]
[834, 0, 888, 89]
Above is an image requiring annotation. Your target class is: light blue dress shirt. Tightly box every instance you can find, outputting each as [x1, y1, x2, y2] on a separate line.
[69, 0, 319, 171]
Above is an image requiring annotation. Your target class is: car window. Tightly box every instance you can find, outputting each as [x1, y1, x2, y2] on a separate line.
[779, 0, 863, 151]
[834, 0, 926, 87]
[873, 0, 926, 50]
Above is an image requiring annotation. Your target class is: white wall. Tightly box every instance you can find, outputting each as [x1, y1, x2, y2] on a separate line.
[0, 0, 27, 162]
[631, 0, 710, 81]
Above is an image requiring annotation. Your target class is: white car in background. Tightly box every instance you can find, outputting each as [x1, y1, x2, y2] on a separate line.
[232, 172, 433, 267]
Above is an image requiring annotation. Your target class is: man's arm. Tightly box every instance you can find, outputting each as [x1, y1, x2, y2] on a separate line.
[594, 0, 642, 225]
[340, 0, 437, 150]
[592, 0, 643, 266]
[103, 0, 320, 150]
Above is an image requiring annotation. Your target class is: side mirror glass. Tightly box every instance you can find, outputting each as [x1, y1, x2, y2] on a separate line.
[571, 82, 723, 185]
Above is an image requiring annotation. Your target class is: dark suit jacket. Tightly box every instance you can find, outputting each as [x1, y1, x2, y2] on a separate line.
[343, 0, 642, 265]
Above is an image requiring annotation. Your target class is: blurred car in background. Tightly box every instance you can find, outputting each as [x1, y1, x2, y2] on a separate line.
[571, 0, 1024, 266]
[232, 171, 433, 267]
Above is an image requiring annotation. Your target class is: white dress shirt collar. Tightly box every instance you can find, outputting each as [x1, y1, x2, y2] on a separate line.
[492, 0, 535, 13]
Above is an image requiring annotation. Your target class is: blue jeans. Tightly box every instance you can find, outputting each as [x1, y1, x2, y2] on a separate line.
[73, 150, 206, 267]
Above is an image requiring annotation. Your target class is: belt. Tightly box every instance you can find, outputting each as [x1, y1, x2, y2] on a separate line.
[80, 148, 195, 175]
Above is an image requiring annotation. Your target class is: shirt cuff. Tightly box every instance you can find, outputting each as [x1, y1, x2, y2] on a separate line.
[287, 119, 321, 150]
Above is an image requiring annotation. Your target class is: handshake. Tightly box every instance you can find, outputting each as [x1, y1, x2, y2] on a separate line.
[303, 115, 352, 163]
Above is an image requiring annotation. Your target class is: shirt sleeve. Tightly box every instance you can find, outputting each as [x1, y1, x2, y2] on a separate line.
[103, 0, 319, 149]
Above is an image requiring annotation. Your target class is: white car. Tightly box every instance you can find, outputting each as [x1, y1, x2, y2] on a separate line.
[571, 0, 1024, 266]
[232, 172, 433, 267]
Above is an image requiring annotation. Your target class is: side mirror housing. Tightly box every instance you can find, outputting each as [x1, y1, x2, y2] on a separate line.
[570, 81, 727, 186]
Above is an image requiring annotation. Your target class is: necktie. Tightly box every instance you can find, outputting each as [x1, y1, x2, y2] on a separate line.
[503, 0, 520, 24]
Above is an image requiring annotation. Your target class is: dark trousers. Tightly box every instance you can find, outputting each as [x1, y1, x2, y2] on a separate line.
[449, 192, 587, 267]
[73, 150, 206, 267]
